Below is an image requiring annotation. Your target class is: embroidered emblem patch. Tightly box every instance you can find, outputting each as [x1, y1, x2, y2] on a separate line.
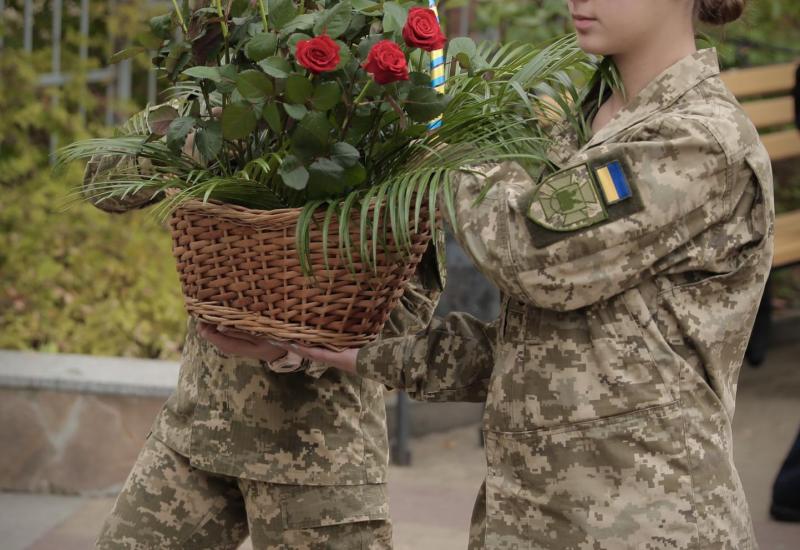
[594, 160, 632, 204]
[527, 164, 608, 232]
[525, 157, 644, 248]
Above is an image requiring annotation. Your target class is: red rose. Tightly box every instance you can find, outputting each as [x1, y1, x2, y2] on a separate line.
[402, 7, 446, 51]
[295, 34, 341, 74]
[362, 40, 409, 85]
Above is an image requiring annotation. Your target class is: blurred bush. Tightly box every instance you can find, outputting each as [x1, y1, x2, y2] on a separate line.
[0, 2, 186, 358]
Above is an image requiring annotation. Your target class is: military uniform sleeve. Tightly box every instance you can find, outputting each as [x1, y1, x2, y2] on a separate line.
[355, 310, 497, 402]
[82, 105, 165, 214]
[450, 115, 748, 311]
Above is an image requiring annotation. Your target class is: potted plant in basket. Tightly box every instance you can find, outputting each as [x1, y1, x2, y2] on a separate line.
[58, 0, 604, 349]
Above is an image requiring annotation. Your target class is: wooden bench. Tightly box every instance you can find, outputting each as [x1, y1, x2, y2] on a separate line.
[720, 61, 800, 365]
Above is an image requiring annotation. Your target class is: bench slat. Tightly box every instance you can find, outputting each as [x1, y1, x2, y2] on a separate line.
[774, 210, 800, 268]
[721, 62, 798, 98]
[762, 130, 800, 162]
[741, 96, 796, 130]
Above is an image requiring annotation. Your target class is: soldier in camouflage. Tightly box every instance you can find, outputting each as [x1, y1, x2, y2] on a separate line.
[84, 115, 446, 548]
[286, 2, 773, 548]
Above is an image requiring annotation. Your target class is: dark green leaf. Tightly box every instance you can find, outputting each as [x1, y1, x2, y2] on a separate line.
[342, 162, 367, 186]
[382, 1, 408, 34]
[285, 74, 313, 104]
[335, 40, 352, 70]
[244, 32, 278, 61]
[182, 66, 222, 82]
[278, 154, 310, 190]
[313, 0, 352, 39]
[280, 13, 317, 36]
[404, 86, 448, 122]
[283, 103, 309, 120]
[166, 117, 195, 152]
[331, 141, 360, 168]
[236, 70, 274, 101]
[221, 103, 257, 139]
[196, 121, 223, 161]
[258, 56, 292, 78]
[409, 71, 432, 87]
[217, 64, 238, 94]
[268, 0, 298, 30]
[291, 111, 332, 159]
[311, 81, 342, 110]
[352, 0, 380, 13]
[262, 102, 283, 133]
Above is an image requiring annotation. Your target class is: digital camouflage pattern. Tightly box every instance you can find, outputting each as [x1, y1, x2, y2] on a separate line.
[357, 49, 773, 549]
[97, 436, 392, 549]
[84, 121, 445, 546]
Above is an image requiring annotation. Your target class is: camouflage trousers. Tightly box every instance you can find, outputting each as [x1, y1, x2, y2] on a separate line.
[96, 437, 392, 550]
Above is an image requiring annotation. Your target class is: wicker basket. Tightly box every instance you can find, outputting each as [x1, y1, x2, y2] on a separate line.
[168, 197, 432, 350]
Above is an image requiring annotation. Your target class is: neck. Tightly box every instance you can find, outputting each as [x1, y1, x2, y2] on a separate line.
[611, 31, 697, 105]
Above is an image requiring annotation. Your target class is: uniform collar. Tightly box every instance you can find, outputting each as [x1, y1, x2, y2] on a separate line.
[585, 48, 720, 149]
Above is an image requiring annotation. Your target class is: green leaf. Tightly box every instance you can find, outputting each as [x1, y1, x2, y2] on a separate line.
[262, 102, 283, 133]
[313, 0, 352, 39]
[342, 162, 367, 187]
[244, 32, 278, 61]
[148, 104, 179, 136]
[268, 0, 298, 30]
[283, 103, 309, 120]
[382, 1, 408, 34]
[331, 141, 360, 168]
[409, 71, 432, 87]
[335, 40, 352, 70]
[166, 117, 195, 152]
[110, 46, 147, 64]
[221, 103, 257, 139]
[182, 66, 222, 82]
[311, 81, 342, 111]
[216, 64, 238, 94]
[278, 154, 310, 190]
[291, 111, 332, 160]
[196, 120, 223, 161]
[258, 56, 292, 78]
[280, 13, 317, 36]
[446, 36, 477, 70]
[236, 70, 274, 101]
[285, 74, 313, 104]
[352, 0, 380, 13]
[149, 13, 172, 40]
[404, 86, 448, 122]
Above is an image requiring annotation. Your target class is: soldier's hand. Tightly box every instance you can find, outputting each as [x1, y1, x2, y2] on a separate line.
[275, 343, 359, 375]
[197, 322, 287, 362]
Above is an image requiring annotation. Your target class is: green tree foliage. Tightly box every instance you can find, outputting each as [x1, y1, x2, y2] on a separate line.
[0, 3, 186, 358]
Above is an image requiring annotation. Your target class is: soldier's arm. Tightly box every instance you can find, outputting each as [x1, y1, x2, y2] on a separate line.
[450, 115, 766, 312]
[82, 105, 171, 214]
[355, 311, 497, 403]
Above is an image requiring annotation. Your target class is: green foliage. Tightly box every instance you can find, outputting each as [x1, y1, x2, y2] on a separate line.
[0, 3, 186, 358]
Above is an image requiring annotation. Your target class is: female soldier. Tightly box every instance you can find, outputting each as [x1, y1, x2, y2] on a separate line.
[215, 0, 773, 547]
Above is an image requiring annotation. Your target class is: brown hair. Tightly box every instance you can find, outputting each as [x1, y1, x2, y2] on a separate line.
[696, 0, 747, 25]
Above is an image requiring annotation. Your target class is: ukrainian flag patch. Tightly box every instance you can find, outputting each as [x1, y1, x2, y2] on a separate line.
[594, 160, 632, 205]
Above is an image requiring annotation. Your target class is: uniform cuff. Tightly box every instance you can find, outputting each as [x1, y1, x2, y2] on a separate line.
[355, 337, 410, 389]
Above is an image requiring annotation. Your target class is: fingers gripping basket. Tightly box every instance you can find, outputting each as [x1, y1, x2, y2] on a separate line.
[168, 198, 432, 350]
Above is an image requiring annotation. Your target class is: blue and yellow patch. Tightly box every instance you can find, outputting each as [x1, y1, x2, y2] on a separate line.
[594, 160, 632, 205]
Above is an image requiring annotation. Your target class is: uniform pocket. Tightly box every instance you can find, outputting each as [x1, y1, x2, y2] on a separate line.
[484, 401, 699, 550]
[280, 484, 389, 530]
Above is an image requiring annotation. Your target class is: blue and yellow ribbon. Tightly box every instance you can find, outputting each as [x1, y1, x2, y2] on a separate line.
[427, 0, 445, 131]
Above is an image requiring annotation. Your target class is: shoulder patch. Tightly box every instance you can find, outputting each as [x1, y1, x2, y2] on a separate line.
[526, 157, 643, 248]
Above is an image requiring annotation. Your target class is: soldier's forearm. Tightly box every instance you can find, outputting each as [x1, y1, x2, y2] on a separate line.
[356, 312, 496, 403]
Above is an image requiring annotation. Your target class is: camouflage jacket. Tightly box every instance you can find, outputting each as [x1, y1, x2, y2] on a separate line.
[83, 127, 445, 486]
[357, 49, 772, 548]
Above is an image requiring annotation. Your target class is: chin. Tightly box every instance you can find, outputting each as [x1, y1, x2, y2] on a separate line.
[576, 34, 613, 56]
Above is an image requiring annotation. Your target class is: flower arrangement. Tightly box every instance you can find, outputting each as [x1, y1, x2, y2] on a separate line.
[57, 0, 605, 347]
[60, 0, 599, 264]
